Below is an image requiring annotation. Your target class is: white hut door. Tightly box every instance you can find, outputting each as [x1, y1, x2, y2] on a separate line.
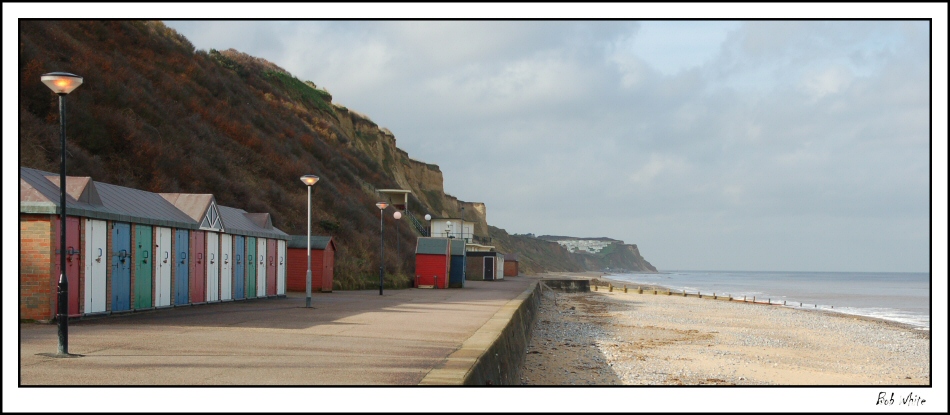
[220, 234, 232, 301]
[257, 238, 267, 297]
[84, 219, 107, 313]
[155, 227, 172, 307]
[277, 240, 287, 295]
[206, 232, 219, 302]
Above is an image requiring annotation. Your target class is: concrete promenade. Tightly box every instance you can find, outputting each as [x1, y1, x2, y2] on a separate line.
[17, 277, 536, 386]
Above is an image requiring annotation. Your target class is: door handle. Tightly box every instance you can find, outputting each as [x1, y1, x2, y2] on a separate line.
[279, 256, 284, 266]
[143, 250, 149, 264]
[180, 252, 186, 265]
[259, 255, 264, 265]
[268, 255, 273, 266]
[163, 251, 169, 263]
[224, 253, 229, 265]
[197, 252, 203, 264]
[96, 247, 103, 263]
[210, 253, 215, 265]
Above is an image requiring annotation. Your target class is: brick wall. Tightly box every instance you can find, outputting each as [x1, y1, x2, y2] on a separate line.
[19, 215, 53, 321]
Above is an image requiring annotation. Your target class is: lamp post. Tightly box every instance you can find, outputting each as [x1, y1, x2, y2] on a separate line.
[42, 72, 82, 357]
[424, 214, 431, 237]
[300, 175, 319, 308]
[376, 202, 389, 295]
[393, 211, 402, 260]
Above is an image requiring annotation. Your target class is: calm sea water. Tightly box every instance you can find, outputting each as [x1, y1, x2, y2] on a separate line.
[606, 271, 931, 330]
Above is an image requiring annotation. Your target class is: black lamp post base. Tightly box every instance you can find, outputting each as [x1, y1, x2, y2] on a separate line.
[37, 352, 83, 359]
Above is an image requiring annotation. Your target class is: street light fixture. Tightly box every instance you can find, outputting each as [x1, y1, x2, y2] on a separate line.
[424, 214, 432, 237]
[42, 72, 82, 357]
[300, 175, 319, 308]
[376, 202, 389, 295]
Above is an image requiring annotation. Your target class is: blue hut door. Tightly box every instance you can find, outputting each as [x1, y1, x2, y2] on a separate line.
[175, 229, 190, 305]
[111, 222, 132, 311]
[155, 227, 172, 307]
[234, 236, 245, 299]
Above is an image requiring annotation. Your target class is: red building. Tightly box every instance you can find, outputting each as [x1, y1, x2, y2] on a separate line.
[414, 237, 451, 289]
[504, 253, 519, 277]
[286, 235, 336, 293]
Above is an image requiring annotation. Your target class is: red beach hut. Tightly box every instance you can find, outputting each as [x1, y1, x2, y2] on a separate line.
[286, 235, 336, 293]
[415, 237, 451, 289]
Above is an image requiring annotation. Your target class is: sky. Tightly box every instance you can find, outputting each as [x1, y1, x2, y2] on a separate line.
[155, 12, 944, 273]
[4, 4, 948, 413]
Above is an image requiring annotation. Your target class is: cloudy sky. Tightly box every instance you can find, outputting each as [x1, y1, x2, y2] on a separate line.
[161, 13, 942, 273]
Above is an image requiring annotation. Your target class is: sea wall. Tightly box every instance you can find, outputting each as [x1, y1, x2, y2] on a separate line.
[419, 280, 541, 385]
[462, 281, 541, 385]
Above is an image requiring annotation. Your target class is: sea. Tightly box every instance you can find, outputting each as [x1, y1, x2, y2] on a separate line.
[605, 270, 932, 331]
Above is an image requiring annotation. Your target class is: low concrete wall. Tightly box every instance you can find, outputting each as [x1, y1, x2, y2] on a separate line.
[420, 280, 541, 385]
[538, 278, 590, 293]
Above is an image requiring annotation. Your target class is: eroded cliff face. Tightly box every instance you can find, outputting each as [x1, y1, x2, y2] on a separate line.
[329, 104, 490, 236]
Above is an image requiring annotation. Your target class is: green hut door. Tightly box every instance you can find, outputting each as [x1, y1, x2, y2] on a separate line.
[134, 225, 153, 309]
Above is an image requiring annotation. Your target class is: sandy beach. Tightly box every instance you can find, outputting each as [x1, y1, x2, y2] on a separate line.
[521, 275, 930, 386]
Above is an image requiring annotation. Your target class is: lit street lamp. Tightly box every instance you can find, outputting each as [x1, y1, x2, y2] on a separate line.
[376, 202, 389, 295]
[300, 175, 319, 308]
[42, 72, 82, 357]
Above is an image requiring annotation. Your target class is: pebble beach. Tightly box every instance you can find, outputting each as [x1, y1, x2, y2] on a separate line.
[520, 276, 931, 386]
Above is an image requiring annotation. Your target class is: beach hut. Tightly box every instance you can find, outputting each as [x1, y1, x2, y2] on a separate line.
[415, 237, 451, 288]
[448, 238, 466, 288]
[219, 233, 232, 301]
[504, 253, 519, 277]
[174, 229, 190, 305]
[277, 239, 287, 295]
[494, 251, 505, 281]
[18, 166, 289, 321]
[286, 236, 336, 293]
[154, 226, 172, 307]
[159, 194, 223, 304]
[255, 237, 267, 298]
[217, 207, 290, 298]
[19, 167, 198, 320]
[465, 251, 501, 281]
[233, 235, 246, 299]
[133, 224, 153, 309]
[111, 221, 132, 311]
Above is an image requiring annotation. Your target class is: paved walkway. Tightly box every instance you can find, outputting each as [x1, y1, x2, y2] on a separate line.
[17, 277, 536, 386]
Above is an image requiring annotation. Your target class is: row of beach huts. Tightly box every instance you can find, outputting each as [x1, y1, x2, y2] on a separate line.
[18, 166, 519, 322]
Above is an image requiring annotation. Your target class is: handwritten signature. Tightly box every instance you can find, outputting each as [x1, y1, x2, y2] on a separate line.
[877, 392, 926, 407]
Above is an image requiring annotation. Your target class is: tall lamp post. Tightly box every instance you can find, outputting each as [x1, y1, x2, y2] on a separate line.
[300, 175, 319, 308]
[376, 202, 389, 295]
[393, 211, 402, 260]
[42, 72, 82, 357]
[424, 214, 432, 237]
